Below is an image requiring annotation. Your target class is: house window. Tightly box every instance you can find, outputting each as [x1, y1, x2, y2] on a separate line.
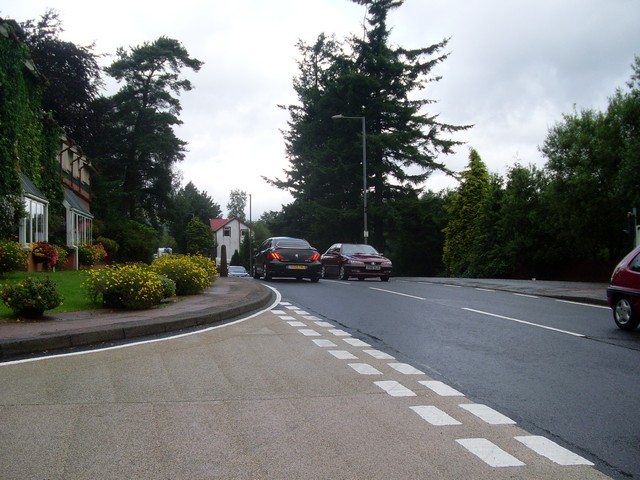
[20, 196, 48, 245]
[241, 229, 248, 237]
[71, 211, 93, 245]
[223, 226, 231, 237]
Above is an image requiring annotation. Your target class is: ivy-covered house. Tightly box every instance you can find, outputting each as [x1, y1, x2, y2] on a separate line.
[1, 18, 95, 270]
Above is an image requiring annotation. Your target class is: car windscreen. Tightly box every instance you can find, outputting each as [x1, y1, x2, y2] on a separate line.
[274, 239, 311, 249]
[342, 244, 379, 255]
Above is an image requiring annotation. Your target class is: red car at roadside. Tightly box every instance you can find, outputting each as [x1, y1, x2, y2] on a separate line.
[321, 243, 392, 281]
[607, 245, 640, 330]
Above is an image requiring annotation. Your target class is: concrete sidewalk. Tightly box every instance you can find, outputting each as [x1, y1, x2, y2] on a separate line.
[0, 276, 610, 360]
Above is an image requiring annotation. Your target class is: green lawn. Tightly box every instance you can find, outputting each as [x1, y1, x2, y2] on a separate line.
[0, 270, 99, 320]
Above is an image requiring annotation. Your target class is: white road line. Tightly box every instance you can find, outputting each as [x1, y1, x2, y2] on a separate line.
[513, 293, 539, 299]
[459, 404, 516, 425]
[418, 380, 464, 397]
[279, 302, 292, 306]
[555, 299, 609, 309]
[294, 310, 310, 315]
[476, 288, 496, 292]
[270, 309, 286, 314]
[287, 321, 306, 327]
[462, 308, 585, 337]
[298, 329, 321, 337]
[388, 363, 425, 375]
[363, 349, 395, 360]
[313, 339, 337, 347]
[374, 380, 416, 397]
[328, 350, 358, 360]
[443, 284, 462, 288]
[343, 338, 370, 347]
[348, 363, 382, 375]
[328, 329, 350, 336]
[303, 315, 322, 320]
[279, 316, 295, 320]
[285, 305, 298, 310]
[369, 287, 426, 300]
[314, 321, 334, 328]
[456, 438, 525, 467]
[515, 436, 594, 466]
[410, 406, 462, 426]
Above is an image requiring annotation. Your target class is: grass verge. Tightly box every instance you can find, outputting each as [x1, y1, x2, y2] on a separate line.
[0, 270, 98, 321]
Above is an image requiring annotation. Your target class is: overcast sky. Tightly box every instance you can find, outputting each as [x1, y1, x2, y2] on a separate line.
[5, 0, 640, 218]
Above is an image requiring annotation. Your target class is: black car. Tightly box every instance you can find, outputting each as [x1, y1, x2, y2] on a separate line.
[252, 237, 322, 282]
[321, 243, 392, 281]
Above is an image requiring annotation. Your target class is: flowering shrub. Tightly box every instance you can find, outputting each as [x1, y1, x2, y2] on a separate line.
[30, 241, 58, 266]
[0, 276, 63, 317]
[151, 254, 214, 295]
[54, 245, 69, 270]
[82, 263, 175, 310]
[0, 240, 28, 274]
[184, 254, 218, 279]
[78, 243, 107, 267]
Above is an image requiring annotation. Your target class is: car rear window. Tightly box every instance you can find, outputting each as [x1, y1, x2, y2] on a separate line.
[275, 239, 311, 249]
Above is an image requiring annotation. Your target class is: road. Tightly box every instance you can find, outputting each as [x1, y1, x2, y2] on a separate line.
[271, 277, 640, 479]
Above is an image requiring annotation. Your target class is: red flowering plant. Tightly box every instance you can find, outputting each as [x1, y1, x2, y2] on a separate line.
[30, 241, 58, 266]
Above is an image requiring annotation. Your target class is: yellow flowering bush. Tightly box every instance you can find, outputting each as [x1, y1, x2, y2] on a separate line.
[151, 254, 215, 295]
[0, 276, 63, 317]
[78, 243, 107, 267]
[0, 240, 28, 274]
[82, 263, 175, 310]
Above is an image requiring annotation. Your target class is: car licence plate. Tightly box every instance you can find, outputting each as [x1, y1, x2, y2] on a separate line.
[366, 265, 381, 270]
[287, 265, 307, 270]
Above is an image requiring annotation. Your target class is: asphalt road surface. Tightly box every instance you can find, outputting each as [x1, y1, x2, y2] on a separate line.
[271, 277, 640, 480]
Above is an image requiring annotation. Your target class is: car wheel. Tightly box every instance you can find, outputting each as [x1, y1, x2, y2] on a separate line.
[310, 276, 320, 283]
[613, 296, 640, 330]
[380, 276, 389, 282]
[357, 276, 365, 281]
[252, 264, 260, 279]
[339, 265, 349, 280]
[264, 264, 272, 281]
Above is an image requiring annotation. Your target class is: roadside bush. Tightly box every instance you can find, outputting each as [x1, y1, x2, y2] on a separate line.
[0, 240, 28, 274]
[78, 243, 107, 267]
[95, 236, 119, 261]
[0, 276, 63, 317]
[151, 254, 213, 295]
[82, 263, 175, 309]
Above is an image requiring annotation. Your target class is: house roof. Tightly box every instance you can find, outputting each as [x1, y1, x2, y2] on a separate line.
[209, 218, 249, 232]
[19, 173, 47, 201]
[64, 186, 93, 216]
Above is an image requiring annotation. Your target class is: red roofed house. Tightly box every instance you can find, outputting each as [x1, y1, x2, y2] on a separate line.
[209, 218, 250, 265]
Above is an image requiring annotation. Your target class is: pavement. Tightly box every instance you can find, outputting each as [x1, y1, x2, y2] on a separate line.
[0, 276, 610, 361]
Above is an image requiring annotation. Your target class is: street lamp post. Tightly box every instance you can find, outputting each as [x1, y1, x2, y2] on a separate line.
[332, 114, 368, 244]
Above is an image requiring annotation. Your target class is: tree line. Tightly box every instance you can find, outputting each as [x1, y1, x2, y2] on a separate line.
[3, 2, 638, 281]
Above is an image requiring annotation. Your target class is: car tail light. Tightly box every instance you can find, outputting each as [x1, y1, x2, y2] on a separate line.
[267, 252, 283, 261]
[309, 253, 321, 261]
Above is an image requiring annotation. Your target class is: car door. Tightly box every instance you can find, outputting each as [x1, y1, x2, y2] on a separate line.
[322, 244, 340, 275]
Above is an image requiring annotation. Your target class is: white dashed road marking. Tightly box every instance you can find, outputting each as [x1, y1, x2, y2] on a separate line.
[419, 380, 464, 397]
[463, 308, 585, 337]
[328, 350, 358, 360]
[374, 380, 416, 397]
[388, 363, 424, 375]
[515, 436, 594, 466]
[298, 329, 321, 337]
[348, 363, 382, 375]
[314, 321, 334, 328]
[328, 329, 350, 336]
[411, 406, 462, 426]
[369, 287, 426, 300]
[343, 338, 370, 347]
[456, 438, 526, 467]
[363, 349, 395, 360]
[313, 339, 337, 347]
[270, 309, 286, 314]
[279, 316, 295, 320]
[460, 404, 517, 425]
[287, 321, 306, 327]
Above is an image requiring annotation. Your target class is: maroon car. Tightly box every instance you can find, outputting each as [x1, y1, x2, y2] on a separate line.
[607, 245, 640, 330]
[321, 243, 392, 281]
